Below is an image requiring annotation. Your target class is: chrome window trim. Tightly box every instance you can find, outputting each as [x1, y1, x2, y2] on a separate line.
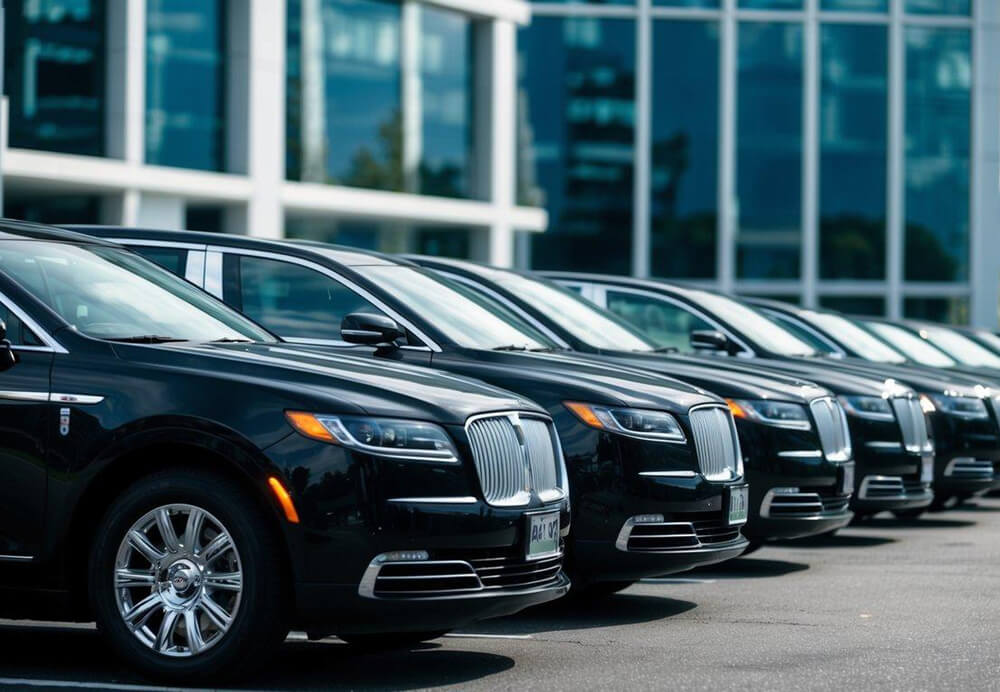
[0, 291, 68, 354]
[206, 246, 442, 353]
[185, 250, 206, 285]
[106, 238, 208, 252]
[204, 250, 224, 298]
[575, 283, 756, 358]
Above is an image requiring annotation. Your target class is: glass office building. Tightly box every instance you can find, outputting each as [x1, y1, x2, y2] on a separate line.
[515, 0, 999, 325]
[1, 0, 997, 325]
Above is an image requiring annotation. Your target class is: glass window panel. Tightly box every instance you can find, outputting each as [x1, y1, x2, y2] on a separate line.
[537, 0, 634, 4]
[605, 290, 714, 353]
[4, 1, 106, 156]
[0, 304, 43, 347]
[185, 206, 225, 233]
[903, 297, 969, 325]
[132, 247, 188, 276]
[736, 23, 803, 280]
[518, 18, 636, 275]
[821, 0, 887, 9]
[739, 0, 803, 8]
[819, 24, 888, 280]
[414, 227, 471, 259]
[654, 0, 720, 7]
[146, 0, 227, 171]
[226, 255, 387, 341]
[904, 28, 971, 283]
[905, 0, 970, 15]
[4, 194, 100, 225]
[287, 218, 381, 251]
[819, 296, 886, 316]
[650, 21, 719, 280]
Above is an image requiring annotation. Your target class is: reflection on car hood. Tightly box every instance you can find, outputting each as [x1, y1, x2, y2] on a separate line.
[111, 341, 545, 424]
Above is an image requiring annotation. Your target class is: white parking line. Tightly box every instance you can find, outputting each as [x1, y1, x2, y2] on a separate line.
[445, 633, 534, 640]
[640, 577, 717, 584]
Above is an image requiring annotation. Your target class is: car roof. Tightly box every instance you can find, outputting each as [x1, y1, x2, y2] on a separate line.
[63, 225, 417, 268]
[0, 218, 121, 246]
[540, 272, 711, 299]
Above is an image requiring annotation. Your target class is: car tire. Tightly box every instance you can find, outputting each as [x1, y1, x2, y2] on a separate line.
[338, 631, 450, 649]
[89, 469, 289, 682]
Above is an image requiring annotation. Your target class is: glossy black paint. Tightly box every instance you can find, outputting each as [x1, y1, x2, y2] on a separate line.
[543, 273, 937, 515]
[74, 226, 751, 583]
[0, 222, 571, 634]
[405, 257, 855, 541]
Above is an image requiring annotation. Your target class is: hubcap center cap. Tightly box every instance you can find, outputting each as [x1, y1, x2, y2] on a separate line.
[162, 560, 203, 602]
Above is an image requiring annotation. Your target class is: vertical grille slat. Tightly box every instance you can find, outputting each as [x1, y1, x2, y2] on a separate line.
[689, 406, 740, 481]
[466, 414, 565, 507]
[891, 398, 930, 455]
[810, 398, 852, 462]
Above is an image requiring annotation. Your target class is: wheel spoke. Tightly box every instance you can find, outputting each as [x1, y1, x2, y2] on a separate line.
[204, 571, 242, 592]
[182, 508, 205, 553]
[199, 595, 234, 631]
[155, 610, 180, 652]
[156, 508, 180, 554]
[200, 532, 232, 564]
[123, 593, 163, 632]
[115, 568, 156, 589]
[128, 530, 166, 565]
[184, 609, 205, 654]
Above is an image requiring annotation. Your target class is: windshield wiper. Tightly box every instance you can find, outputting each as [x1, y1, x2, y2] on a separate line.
[105, 335, 189, 344]
[529, 346, 569, 353]
[652, 346, 678, 353]
[492, 344, 528, 352]
[211, 337, 254, 343]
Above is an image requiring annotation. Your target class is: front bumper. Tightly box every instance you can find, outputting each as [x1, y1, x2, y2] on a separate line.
[749, 488, 853, 541]
[934, 456, 997, 498]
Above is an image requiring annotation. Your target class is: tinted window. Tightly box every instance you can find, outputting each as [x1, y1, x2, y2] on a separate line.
[225, 255, 387, 342]
[132, 247, 188, 276]
[0, 303, 43, 347]
[864, 321, 956, 367]
[605, 290, 713, 354]
[764, 312, 840, 354]
[801, 311, 906, 363]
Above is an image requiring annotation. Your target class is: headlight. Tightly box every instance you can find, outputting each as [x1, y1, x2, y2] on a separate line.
[727, 399, 811, 430]
[565, 402, 686, 443]
[928, 395, 989, 421]
[839, 396, 895, 422]
[285, 412, 460, 462]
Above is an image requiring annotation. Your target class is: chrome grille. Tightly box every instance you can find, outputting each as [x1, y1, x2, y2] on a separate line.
[810, 398, 852, 462]
[891, 398, 930, 455]
[689, 405, 741, 481]
[616, 517, 741, 552]
[465, 413, 565, 507]
[944, 457, 994, 479]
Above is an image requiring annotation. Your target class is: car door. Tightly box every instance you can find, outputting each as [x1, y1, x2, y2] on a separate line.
[213, 250, 433, 365]
[0, 295, 53, 562]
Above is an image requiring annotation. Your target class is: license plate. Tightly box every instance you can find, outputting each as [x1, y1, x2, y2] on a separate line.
[526, 511, 561, 561]
[921, 455, 934, 483]
[840, 462, 856, 495]
[728, 485, 749, 526]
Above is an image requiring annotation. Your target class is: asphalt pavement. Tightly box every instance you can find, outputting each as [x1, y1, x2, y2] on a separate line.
[2, 498, 999, 691]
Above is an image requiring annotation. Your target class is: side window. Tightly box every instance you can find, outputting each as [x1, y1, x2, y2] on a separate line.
[0, 303, 43, 347]
[132, 247, 189, 276]
[605, 291, 712, 353]
[766, 312, 837, 353]
[221, 255, 390, 341]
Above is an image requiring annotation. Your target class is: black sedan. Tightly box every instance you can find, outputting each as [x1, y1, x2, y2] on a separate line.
[405, 257, 855, 546]
[75, 226, 751, 594]
[0, 221, 572, 680]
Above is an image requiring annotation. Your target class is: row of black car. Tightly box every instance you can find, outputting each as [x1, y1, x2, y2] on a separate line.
[0, 219, 996, 682]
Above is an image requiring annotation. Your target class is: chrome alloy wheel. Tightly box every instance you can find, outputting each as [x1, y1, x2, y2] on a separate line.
[113, 504, 243, 658]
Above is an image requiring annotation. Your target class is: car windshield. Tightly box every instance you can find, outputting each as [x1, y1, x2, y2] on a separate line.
[484, 270, 655, 352]
[972, 330, 1000, 357]
[801, 312, 906, 364]
[921, 326, 1000, 369]
[864, 321, 957, 368]
[354, 265, 556, 351]
[0, 240, 276, 343]
[692, 291, 817, 356]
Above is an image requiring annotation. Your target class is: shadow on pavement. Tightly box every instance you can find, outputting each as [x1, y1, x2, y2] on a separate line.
[690, 556, 809, 580]
[955, 502, 1000, 513]
[774, 533, 896, 549]
[860, 517, 976, 530]
[463, 593, 696, 636]
[0, 624, 515, 691]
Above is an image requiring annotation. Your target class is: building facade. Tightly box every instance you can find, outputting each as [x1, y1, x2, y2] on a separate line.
[2, 0, 998, 326]
[515, 0, 1000, 326]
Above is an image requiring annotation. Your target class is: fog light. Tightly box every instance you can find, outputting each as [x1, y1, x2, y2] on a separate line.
[378, 550, 430, 563]
[632, 514, 665, 524]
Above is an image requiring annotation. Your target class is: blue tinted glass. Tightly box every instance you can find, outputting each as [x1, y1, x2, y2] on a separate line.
[287, 0, 403, 190]
[904, 28, 970, 282]
[535, 1, 634, 4]
[904, 297, 969, 324]
[905, 0, 970, 15]
[146, 0, 226, 171]
[417, 6, 475, 199]
[4, 1, 105, 156]
[736, 22, 803, 280]
[654, 0, 720, 6]
[819, 24, 887, 280]
[518, 18, 636, 275]
[821, 0, 888, 10]
[819, 296, 886, 316]
[651, 21, 719, 280]
[739, 0, 803, 8]
[4, 194, 100, 225]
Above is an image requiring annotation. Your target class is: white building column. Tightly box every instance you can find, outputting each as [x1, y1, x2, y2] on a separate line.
[970, 0, 1000, 328]
[135, 194, 185, 229]
[106, 0, 146, 226]
[227, 0, 286, 238]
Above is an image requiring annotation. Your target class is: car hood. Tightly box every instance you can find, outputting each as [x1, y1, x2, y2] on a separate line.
[111, 341, 546, 424]
[781, 357, 985, 398]
[431, 348, 719, 415]
[578, 351, 832, 403]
